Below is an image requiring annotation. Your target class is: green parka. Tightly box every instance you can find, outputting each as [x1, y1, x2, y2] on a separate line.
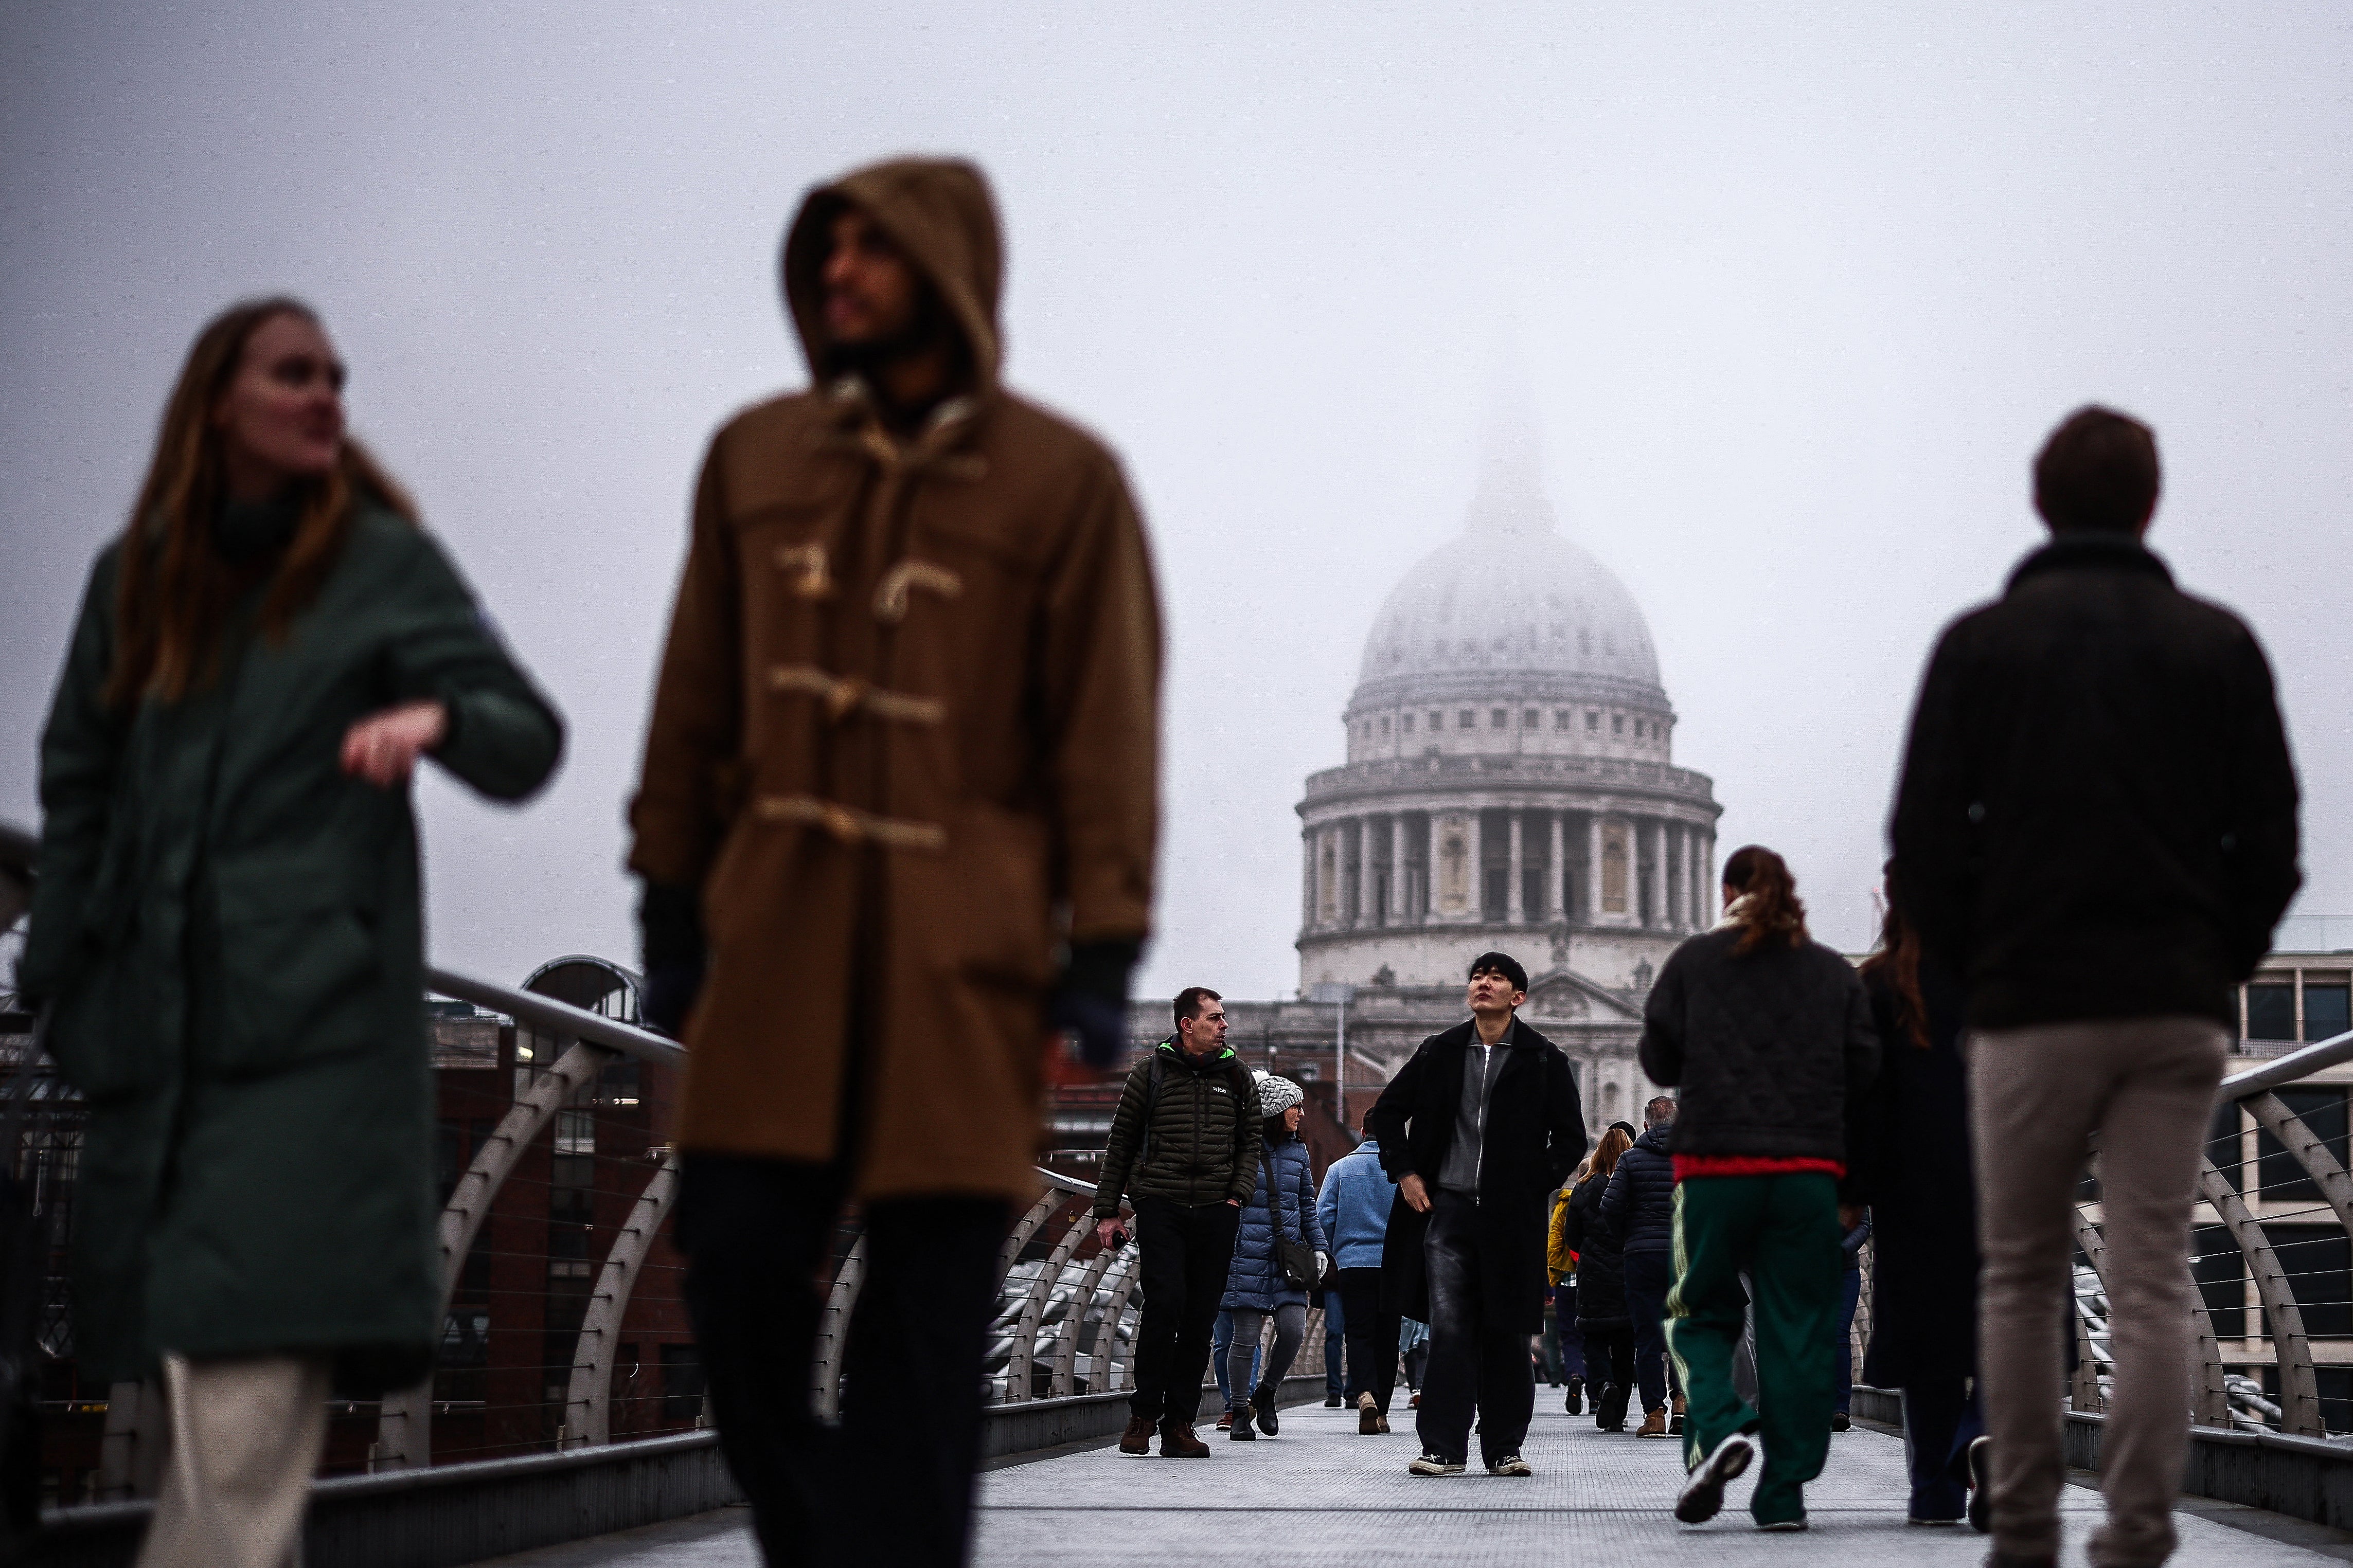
[1092, 1040, 1261, 1217]
[20, 503, 563, 1387]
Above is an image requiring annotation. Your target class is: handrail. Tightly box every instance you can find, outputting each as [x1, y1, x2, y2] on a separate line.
[423, 966, 685, 1068]
[2216, 1028, 2353, 1102]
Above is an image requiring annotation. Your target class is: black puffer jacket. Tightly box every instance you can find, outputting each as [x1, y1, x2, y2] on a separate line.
[1638, 928, 1880, 1177]
[1093, 1040, 1262, 1216]
[1560, 1172, 1628, 1329]
[1600, 1125, 1675, 1255]
[1892, 534, 2301, 1029]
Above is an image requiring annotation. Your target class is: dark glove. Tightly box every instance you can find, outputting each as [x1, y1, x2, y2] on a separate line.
[1048, 938, 1139, 1070]
[637, 880, 705, 1039]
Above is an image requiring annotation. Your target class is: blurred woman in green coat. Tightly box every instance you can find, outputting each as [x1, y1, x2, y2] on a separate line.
[20, 298, 563, 1567]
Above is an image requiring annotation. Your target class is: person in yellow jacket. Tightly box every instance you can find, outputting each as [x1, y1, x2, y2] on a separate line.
[1547, 1161, 1592, 1411]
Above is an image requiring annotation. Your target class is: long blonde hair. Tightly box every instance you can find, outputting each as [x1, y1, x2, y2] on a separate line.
[106, 297, 415, 706]
[1589, 1126, 1632, 1181]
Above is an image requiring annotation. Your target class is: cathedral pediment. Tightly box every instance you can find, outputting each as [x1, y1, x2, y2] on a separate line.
[1521, 967, 1643, 1023]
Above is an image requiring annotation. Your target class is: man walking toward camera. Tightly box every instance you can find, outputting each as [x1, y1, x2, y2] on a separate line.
[1095, 988, 1261, 1457]
[1893, 406, 2300, 1568]
[627, 156, 1161, 1566]
[1369, 953, 1586, 1477]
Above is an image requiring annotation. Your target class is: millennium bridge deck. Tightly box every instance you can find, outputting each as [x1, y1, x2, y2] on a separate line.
[475, 1400, 2348, 1568]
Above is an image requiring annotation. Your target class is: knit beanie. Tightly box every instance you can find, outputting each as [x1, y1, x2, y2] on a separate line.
[1256, 1073, 1304, 1119]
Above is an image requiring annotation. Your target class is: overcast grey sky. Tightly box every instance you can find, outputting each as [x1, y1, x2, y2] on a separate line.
[5, 4, 2349, 1003]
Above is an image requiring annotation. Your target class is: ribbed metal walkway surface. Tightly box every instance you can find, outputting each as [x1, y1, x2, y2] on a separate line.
[477, 1401, 2344, 1566]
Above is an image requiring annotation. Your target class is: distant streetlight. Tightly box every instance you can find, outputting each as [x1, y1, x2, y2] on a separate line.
[1309, 981, 1357, 1129]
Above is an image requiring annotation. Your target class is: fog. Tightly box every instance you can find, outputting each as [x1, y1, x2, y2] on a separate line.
[5, 4, 2349, 1004]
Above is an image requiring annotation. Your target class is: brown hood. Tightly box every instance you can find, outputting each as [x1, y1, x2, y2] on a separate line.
[780, 156, 1004, 394]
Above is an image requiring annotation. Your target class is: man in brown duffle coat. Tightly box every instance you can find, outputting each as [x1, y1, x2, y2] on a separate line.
[626, 155, 1161, 1567]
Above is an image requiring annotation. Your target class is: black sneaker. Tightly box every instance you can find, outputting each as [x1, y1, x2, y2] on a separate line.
[1830, 1410, 1850, 1432]
[1564, 1375, 1584, 1415]
[1486, 1453, 1532, 1476]
[1324, 1394, 1344, 1407]
[1966, 1435, 1992, 1534]
[1674, 1432, 1755, 1525]
[1228, 1414, 1255, 1440]
[1408, 1452, 1466, 1476]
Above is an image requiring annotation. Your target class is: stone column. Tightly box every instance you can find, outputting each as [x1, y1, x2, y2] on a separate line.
[1547, 812, 1565, 921]
[1355, 817, 1374, 926]
[1667, 823, 1685, 930]
[1390, 814, 1408, 925]
[1506, 810, 1525, 924]
[1464, 810, 1483, 923]
[1301, 827, 1315, 931]
[1587, 814, 1605, 922]
[1645, 820, 1665, 929]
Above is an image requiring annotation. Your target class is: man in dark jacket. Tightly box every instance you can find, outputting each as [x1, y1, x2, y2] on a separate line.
[1892, 407, 2300, 1568]
[1602, 1096, 1680, 1437]
[1093, 987, 1260, 1456]
[1368, 952, 1585, 1477]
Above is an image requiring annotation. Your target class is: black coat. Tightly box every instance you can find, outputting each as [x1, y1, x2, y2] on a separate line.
[1851, 961, 1979, 1386]
[1600, 1126, 1676, 1255]
[1560, 1172, 1629, 1329]
[1367, 1018, 1585, 1332]
[1891, 533, 2301, 1030]
[1638, 928, 1880, 1180]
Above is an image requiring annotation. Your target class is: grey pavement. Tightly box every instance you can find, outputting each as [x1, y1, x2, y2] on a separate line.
[471, 1399, 2351, 1566]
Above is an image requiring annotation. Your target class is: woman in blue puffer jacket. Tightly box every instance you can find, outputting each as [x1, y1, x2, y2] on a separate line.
[1221, 1074, 1329, 1439]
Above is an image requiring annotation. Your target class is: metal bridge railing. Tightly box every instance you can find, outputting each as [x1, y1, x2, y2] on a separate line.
[1849, 1025, 2353, 1440]
[0, 819, 1226, 1508]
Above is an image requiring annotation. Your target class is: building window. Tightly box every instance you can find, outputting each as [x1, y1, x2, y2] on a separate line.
[1585, 711, 1598, 732]
[1611, 713, 1625, 736]
[1402, 712, 1414, 734]
[2245, 983, 2296, 1042]
[661, 1344, 706, 1423]
[1524, 708, 1539, 728]
[1379, 715, 1391, 736]
[1556, 709, 1569, 729]
[1492, 708, 1508, 728]
[1431, 710, 1443, 731]
[2308, 982, 2351, 1042]
[1634, 720, 1645, 738]
[1459, 709, 1474, 729]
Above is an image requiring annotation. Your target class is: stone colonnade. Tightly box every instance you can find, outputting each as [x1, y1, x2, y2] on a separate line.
[1302, 806, 1716, 935]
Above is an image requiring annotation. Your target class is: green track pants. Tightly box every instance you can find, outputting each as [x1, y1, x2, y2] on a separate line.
[1663, 1172, 1844, 1525]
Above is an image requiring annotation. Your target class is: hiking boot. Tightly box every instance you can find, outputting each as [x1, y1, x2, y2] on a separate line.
[1831, 1410, 1851, 1432]
[1486, 1453, 1532, 1476]
[1408, 1452, 1466, 1476]
[1636, 1405, 1669, 1439]
[1160, 1421, 1210, 1458]
[1227, 1412, 1255, 1440]
[1674, 1432, 1755, 1524]
[1252, 1382, 1280, 1436]
[1358, 1392, 1381, 1434]
[1564, 1375, 1584, 1415]
[1324, 1394, 1344, 1407]
[1214, 1410, 1233, 1430]
[1669, 1393, 1685, 1435]
[1118, 1414, 1155, 1455]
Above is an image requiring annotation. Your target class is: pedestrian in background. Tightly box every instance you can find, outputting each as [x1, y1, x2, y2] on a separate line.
[22, 298, 564, 1568]
[1321, 1278, 1348, 1408]
[1210, 1309, 1259, 1428]
[1851, 862, 1985, 1528]
[1644, 845, 1880, 1534]
[1220, 1075, 1328, 1440]
[1095, 989, 1260, 1456]
[1370, 953, 1585, 1479]
[1318, 1107, 1401, 1434]
[1892, 407, 2299, 1568]
[1547, 1165, 1588, 1415]
[1564, 1127, 1634, 1431]
[1399, 1319, 1429, 1407]
[1603, 1095, 1681, 1438]
[1831, 1207, 1871, 1432]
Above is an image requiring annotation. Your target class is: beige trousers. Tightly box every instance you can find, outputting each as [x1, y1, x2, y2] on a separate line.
[136, 1352, 332, 1568]
[1968, 1016, 2226, 1567]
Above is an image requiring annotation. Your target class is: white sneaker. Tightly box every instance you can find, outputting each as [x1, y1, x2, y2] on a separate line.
[1408, 1452, 1466, 1476]
[1674, 1432, 1755, 1525]
[1486, 1453, 1532, 1476]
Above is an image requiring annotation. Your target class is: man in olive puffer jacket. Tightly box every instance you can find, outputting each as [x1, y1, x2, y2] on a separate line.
[1094, 987, 1262, 1456]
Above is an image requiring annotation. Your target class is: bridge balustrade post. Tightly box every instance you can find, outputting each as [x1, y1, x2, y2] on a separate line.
[559, 1153, 682, 1447]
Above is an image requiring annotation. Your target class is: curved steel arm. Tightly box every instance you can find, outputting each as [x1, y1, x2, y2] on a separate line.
[2244, 1091, 2353, 1235]
[2196, 1155, 2321, 1436]
[561, 1154, 682, 1448]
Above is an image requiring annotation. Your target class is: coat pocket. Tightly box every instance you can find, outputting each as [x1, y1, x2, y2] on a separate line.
[902, 803, 1055, 990]
[206, 856, 383, 1076]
